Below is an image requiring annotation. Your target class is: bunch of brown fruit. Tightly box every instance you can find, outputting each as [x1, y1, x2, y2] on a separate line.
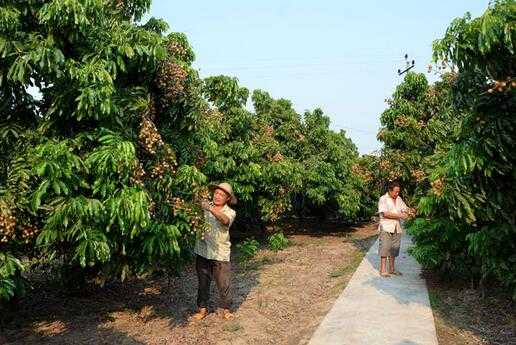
[351, 165, 373, 183]
[394, 115, 410, 128]
[487, 78, 515, 94]
[404, 207, 417, 219]
[388, 170, 401, 181]
[167, 40, 188, 61]
[167, 197, 206, 236]
[0, 212, 16, 243]
[169, 197, 185, 216]
[20, 224, 39, 243]
[130, 162, 146, 187]
[163, 145, 178, 166]
[351, 164, 361, 175]
[148, 201, 156, 216]
[150, 160, 174, 178]
[138, 117, 163, 155]
[362, 172, 373, 182]
[193, 188, 210, 203]
[205, 109, 224, 124]
[155, 61, 188, 101]
[189, 215, 202, 229]
[411, 169, 426, 182]
[268, 152, 284, 162]
[379, 160, 391, 171]
[266, 202, 288, 223]
[264, 125, 275, 137]
[431, 178, 445, 197]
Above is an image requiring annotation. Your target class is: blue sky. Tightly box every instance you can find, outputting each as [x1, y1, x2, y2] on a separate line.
[146, 1, 487, 154]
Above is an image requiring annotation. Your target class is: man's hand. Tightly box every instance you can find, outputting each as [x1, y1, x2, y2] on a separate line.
[201, 201, 230, 225]
[401, 208, 416, 219]
[399, 212, 409, 220]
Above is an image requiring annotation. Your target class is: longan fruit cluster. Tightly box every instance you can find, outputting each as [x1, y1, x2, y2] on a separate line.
[351, 164, 361, 175]
[379, 160, 391, 171]
[169, 197, 185, 216]
[268, 152, 284, 162]
[487, 78, 515, 94]
[168, 197, 203, 236]
[411, 169, 426, 182]
[204, 109, 224, 124]
[0, 213, 16, 243]
[431, 178, 445, 197]
[156, 62, 188, 101]
[20, 224, 39, 243]
[138, 117, 164, 155]
[148, 201, 156, 216]
[388, 171, 401, 181]
[405, 208, 417, 218]
[167, 40, 189, 60]
[351, 164, 373, 182]
[192, 188, 210, 205]
[130, 162, 146, 187]
[150, 160, 175, 178]
[416, 120, 426, 130]
[394, 115, 410, 128]
[264, 125, 275, 137]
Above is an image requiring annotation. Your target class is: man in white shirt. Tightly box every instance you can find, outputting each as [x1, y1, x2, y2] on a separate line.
[377, 181, 410, 277]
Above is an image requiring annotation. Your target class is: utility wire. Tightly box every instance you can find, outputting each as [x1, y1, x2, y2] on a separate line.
[196, 52, 424, 63]
[198, 58, 426, 72]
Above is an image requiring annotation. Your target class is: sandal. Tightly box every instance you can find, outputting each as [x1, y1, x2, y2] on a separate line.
[190, 307, 208, 322]
[389, 270, 403, 276]
[217, 308, 235, 320]
[380, 271, 391, 277]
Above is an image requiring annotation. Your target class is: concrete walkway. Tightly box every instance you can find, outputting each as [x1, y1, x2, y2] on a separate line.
[308, 235, 438, 345]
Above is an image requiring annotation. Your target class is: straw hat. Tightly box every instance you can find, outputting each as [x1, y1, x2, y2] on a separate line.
[209, 182, 237, 205]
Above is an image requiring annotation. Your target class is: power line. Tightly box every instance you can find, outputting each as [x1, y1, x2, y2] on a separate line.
[196, 51, 424, 63]
[195, 58, 428, 80]
[198, 57, 426, 71]
[198, 68, 418, 81]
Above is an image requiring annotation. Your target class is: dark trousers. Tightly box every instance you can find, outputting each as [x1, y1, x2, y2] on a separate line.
[196, 255, 231, 309]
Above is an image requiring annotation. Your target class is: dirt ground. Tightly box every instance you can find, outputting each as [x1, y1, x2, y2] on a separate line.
[1, 223, 377, 345]
[426, 272, 516, 345]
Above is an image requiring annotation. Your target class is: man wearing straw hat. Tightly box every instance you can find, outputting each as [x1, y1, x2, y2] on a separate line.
[191, 182, 237, 321]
